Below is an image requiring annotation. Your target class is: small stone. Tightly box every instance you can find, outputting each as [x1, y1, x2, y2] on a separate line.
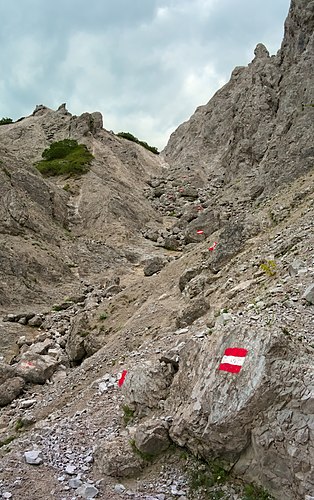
[76, 483, 99, 498]
[69, 478, 83, 489]
[20, 399, 37, 409]
[2, 493, 12, 499]
[65, 464, 77, 475]
[24, 450, 43, 465]
[98, 382, 108, 393]
[288, 259, 306, 277]
[114, 483, 126, 494]
[303, 284, 314, 304]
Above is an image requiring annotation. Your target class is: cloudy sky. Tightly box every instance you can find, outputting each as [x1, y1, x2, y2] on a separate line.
[0, 0, 290, 150]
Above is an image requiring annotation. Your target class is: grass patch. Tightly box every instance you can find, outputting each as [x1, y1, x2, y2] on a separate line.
[35, 139, 93, 177]
[185, 456, 229, 498]
[243, 483, 274, 500]
[99, 312, 108, 321]
[122, 404, 135, 425]
[79, 331, 90, 338]
[14, 419, 24, 432]
[0, 435, 16, 447]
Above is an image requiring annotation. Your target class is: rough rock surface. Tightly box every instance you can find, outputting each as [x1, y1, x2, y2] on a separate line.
[163, 0, 314, 196]
[0, 1, 313, 499]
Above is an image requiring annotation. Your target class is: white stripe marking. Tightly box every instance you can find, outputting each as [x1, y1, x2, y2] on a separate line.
[221, 355, 246, 366]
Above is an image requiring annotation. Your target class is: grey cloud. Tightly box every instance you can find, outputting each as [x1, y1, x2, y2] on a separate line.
[0, 0, 290, 149]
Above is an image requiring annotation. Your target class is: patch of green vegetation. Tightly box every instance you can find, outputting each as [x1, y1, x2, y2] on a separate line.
[2, 166, 12, 178]
[99, 312, 108, 321]
[122, 404, 135, 425]
[52, 304, 63, 311]
[63, 183, 71, 191]
[259, 260, 277, 277]
[14, 419, 24, 432]
[35, 139, 94, 177]
[301, 102, 314, 111]
[0, 435, 16, 447]
[243, 482, 274, 500]
[79, 331, 90, 338]
[0, 117, 13, 125]
[117, 131, 159, 155]
[187, 457, 229, 497]
[130, 439, 155, 462]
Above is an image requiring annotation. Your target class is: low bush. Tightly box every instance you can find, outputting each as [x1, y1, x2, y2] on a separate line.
[0, 117, 13, 125]
[117, 131, 159, 154]
[35, 139, 93, 177]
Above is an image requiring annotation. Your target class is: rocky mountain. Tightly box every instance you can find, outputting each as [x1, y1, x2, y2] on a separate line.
[0, 0, 313, 499]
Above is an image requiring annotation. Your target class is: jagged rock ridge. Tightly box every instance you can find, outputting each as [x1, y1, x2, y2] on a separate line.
[163, 0, 314, 195]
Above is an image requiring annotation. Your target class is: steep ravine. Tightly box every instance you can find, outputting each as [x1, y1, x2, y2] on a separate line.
[0, 0, 313, 499]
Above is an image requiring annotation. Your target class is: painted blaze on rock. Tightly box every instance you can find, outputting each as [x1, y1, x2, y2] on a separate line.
[166, 324, 313, 499]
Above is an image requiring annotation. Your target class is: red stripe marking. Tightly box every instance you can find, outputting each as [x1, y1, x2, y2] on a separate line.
[196, 230, 204, 234]
[224, 347, 248, 357]
[118, 369, 127, 387]
[218, 363, 242, 373]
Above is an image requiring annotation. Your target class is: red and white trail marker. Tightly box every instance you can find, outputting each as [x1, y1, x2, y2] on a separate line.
[118, 369, 127, 387]
[218, 347, 248, 373]
[208, 241, 217, 251]
[196, 230, 204, 234]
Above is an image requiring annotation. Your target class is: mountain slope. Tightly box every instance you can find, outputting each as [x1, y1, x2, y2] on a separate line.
[0, 1, 313, 499]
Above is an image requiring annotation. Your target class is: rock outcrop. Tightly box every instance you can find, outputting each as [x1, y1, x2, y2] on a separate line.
[163, 0, 314, 196]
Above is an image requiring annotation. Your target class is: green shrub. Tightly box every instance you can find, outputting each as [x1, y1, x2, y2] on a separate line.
[99, 312, 108, 321]
[122, 404, 135, 425]
[35, 139, 93, 177]
[117, 131, 159, 154]
[187, 457, 228, 496]
[259, 260, 276, 277]
[79, 331, 90, 338]
[0, 117, 13, 125]
[15, 419, 24, 431]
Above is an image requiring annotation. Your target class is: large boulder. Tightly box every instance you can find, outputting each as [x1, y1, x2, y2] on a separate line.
[143, 256, 166, 276]
[95, 436, 144, 478]
[15, 353, 59, 384]
[0, 362, 25, 406]
[66, 312, 90, 362]
[176, 297, 209, 327]
[165, 321, 313, 499]
[134, 419, 170, 455]
[0, 377, 25, 406]
[122, 360, 175, 417]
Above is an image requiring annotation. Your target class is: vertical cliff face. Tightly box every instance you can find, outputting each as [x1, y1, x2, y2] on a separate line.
[163, 0, 314, 194]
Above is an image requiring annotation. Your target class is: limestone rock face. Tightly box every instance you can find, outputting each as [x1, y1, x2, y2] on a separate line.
[166, 323, 313, 499]
[122, 361, 175, 417]
[163, 0, 314, 195]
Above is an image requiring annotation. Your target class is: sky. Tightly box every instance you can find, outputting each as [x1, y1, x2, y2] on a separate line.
[0, 0, 290, 150]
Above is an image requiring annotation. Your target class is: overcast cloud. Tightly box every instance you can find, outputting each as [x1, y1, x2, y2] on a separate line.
[0, 0, 290, 149]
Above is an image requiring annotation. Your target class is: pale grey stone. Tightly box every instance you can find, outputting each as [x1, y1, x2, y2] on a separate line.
[76, 483, 99, 498]
[24, 450, 43, 465]
[303, 284, 314, 304]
